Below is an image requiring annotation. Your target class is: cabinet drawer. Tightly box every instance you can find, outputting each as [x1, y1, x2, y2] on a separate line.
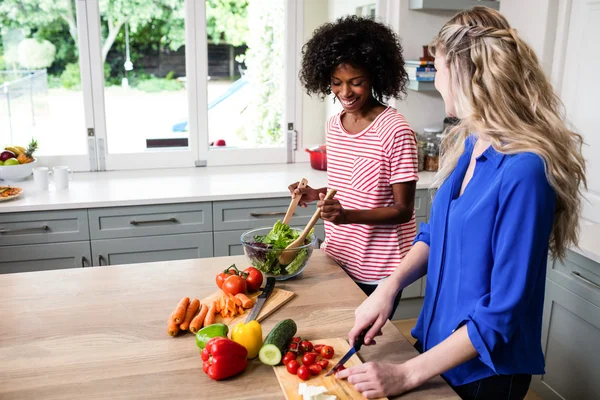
[213, 198, 323, 231]
[91, 233, 213, 266]
[0, 210, 89, 246]
[0, 241, 91, 274]
[415, 189, 428, 218]
[532, 279, 600, 400]
[88, 203, 212, 240]
[547, 250, 600, 308]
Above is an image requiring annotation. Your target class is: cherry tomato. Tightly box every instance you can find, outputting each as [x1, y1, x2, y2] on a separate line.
[313, 344, 324, 353]
[309, 364, 322, 376]
[221, 274, 247, 296]
[243, 267, 263, 292]
[297, 365, 310, 381]
[300, 340, 313, 353]
[282, 351, 296, 365]
[288, 342, 299, 352]
[286, 360, 300, 375]
[316, 360, 329, 369]
[321, 345, 334, 359]
[301, 352, 317, 366]
[292, 336, 302, 344]
[215, 267, 238, 289]
[336, 365, 346, 372]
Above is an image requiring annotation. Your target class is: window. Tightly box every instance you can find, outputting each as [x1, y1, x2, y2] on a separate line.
[0, 0, 302, 171]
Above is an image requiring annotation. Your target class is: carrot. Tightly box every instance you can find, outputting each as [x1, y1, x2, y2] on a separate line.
[172, 297, 190, 324]
[189, 303, 208, 333]
[231, 294, 243, 308]
[180, 298, 200, 331]
[204, 302, 217, 327]
[168, 317, 179, 337]
[237, 305, 244, 314]
[235, 293, 254, 309]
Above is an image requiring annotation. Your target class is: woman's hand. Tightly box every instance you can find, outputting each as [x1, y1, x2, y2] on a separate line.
[348, 283, 396, 346]
[288, 182, 321, 207]
[335, 362, 419, 399]
[318, 193, 348, 224]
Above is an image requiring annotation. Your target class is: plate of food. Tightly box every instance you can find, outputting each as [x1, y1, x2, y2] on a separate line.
[0, 186, 23, 202]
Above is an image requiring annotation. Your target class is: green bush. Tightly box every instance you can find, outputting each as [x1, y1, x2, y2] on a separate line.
[59, 62, 111, 89]
[135, 77, 183, 92]
[17, 38, 56, 69]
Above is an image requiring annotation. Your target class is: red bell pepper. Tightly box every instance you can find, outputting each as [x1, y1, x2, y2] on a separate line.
[200, 337, 248, 380]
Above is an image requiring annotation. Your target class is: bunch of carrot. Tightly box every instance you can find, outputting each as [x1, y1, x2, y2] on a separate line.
[167, 293, 254, 337]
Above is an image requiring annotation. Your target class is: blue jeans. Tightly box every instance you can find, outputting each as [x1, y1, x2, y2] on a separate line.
[414, 340, 532, 400]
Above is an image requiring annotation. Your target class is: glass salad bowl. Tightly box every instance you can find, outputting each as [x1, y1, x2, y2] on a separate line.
[240, 226, 317, 281]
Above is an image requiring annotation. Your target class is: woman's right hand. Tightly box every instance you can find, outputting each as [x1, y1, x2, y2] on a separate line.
[288, 182, 320, 207]
[348, 285, 396, 347]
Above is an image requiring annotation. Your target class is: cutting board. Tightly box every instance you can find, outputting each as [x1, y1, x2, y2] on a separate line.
[273, 337, 388, 400]
[200, 288, 295, 328]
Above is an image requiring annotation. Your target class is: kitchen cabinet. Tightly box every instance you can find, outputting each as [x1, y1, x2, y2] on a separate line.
[401, 216, 428, 299]
[91, 233, 213, 266]
[0, 209, 89, 246]
[409, 0, 500, 11]
[0, 241, 91, 274]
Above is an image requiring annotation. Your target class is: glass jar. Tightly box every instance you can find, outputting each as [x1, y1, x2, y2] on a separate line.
[416, 133, 427, 171]
[425, 140, 440, 172]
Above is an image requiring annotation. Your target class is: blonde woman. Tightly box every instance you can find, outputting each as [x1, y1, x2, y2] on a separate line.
[337, 6, 587, 400]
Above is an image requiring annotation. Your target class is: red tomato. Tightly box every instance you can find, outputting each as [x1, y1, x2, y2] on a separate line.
[309, 364, 322, 376]
[321, 345, 334, 359]
[301, 352, 317, 366]
[300, 340, 313, 353]
[286, 360, 300, 375]
[336, 365, 346, 372]
[316, 360, 329, 369]
[297, 365, 310, 381]
[292, 336, 302, 344]
[221, 275, 247, 295]
[313, 344, 324, 352]
[288, 342, 299, 352]
[282, 352, 296, 365]
[215, 269, 237, 289]
[243, 267, 263, 292]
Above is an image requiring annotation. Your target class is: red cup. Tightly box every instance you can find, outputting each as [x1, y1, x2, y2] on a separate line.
[306, 145, 327, 171]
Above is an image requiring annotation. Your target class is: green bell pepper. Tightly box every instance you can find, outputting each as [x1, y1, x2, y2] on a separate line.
[195, 323, 229, 349]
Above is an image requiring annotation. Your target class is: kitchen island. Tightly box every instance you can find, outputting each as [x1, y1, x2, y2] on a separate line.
[0, 251, 458, 400]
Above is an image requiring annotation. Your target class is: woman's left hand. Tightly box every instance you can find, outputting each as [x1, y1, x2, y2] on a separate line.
[335, 362, 418, 399]
[318, 193, 348, 224]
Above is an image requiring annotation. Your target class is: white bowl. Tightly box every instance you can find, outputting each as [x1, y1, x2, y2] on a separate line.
[0, 158, 38, 182]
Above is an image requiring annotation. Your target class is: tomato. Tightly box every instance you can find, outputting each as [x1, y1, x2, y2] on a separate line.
[316, 360, 329, 369]
[297, 365, 310, 381]
[221, 274, 247, 296]
[288, 342, 299, 352]
[300, 340, 313, 353]
[282, 352, 296, 365]
[301, 352, 317, 366]
[336, 365, 346, 372]
[286, 360, 300, 375]
[215, 268, 238, 289]
[313, 344, 324, 353]
[243, 267, 263, 292]
[309, 364, 322, 376]
[320, 345, 334, 359]
[292, 336, 302, 344]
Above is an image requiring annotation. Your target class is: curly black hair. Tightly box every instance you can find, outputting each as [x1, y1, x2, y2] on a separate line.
[300, 15, 409, 102]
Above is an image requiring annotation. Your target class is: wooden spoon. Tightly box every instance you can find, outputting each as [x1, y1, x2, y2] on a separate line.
[282, 178, 308, 225]
[279, 188, 337, 266]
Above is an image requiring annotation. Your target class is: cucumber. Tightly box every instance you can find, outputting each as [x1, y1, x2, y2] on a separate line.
[259, 319, 297, 366]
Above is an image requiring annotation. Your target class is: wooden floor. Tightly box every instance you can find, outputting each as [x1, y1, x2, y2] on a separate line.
[392, 319, 543, 400]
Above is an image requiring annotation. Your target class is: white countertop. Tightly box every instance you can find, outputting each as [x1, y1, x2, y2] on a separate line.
[0, 163, 437, 213]
[572, 220, 600, 264]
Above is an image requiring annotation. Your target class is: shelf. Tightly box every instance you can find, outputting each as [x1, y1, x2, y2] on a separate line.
[409, 0, 500, 11]
[407, 80, 437, 92]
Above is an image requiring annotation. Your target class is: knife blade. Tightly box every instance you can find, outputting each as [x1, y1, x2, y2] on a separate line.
[245, 276, 276, 323]
[325, 327, 369, 376]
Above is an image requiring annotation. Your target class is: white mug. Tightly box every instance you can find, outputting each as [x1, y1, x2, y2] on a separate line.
[53, 166, 72, 190]
[32, 167, 50, 190]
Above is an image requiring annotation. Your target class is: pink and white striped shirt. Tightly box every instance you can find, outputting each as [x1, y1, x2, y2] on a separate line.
[322, 107, 419, 283]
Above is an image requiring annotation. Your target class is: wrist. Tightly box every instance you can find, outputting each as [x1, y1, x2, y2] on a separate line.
[343, 209, 357, 224]
[403, 355, 430, 389]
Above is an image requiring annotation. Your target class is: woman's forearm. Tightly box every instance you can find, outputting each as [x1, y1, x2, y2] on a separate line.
[345, 205, 413, 225]
[379, 241, 429, 297]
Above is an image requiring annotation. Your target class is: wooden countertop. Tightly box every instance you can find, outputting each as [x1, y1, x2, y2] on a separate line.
[0, 251, 457, 400]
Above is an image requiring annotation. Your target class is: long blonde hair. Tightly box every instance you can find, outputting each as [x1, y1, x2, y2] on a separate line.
[430, 6, 586, 260]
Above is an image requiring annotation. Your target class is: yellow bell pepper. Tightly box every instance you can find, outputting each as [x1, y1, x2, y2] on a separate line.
[231, 320, 263, 359]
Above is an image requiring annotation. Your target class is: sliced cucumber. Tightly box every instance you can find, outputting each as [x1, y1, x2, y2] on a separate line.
[259, 344, 282, 366]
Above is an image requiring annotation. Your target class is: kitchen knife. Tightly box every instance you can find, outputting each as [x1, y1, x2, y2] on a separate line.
[325, 328, 369, 376]
[245, 276, 276, 323]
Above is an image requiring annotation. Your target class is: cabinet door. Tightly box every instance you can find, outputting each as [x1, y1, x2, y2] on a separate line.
[91, 233, 213, 266]
[532, 279, 600, 400]
[0, 241, 91, 274]
[402, 217, 427, 299]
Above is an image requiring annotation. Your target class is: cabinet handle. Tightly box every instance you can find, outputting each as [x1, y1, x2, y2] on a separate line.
[81, 256, 87, 268]
[250, 212, 288, 218]
[130, 217, 178, 225]
[570, 271, 600, 290]
[98, 255, 106, 266]
[0, 225, 49, 234]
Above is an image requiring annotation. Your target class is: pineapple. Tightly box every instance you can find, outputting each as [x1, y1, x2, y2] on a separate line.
[17, 138, 38, 164]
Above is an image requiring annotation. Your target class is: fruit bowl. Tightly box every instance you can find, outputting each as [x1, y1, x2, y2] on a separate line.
[241, 227, 317, 281]
[0, 159, 38, 182]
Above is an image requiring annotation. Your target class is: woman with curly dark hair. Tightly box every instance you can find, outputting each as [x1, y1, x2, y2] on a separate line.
[288, 16, 418, 316]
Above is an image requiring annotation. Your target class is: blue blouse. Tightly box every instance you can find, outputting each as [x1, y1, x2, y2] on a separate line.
[412, 136, 555, 386]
